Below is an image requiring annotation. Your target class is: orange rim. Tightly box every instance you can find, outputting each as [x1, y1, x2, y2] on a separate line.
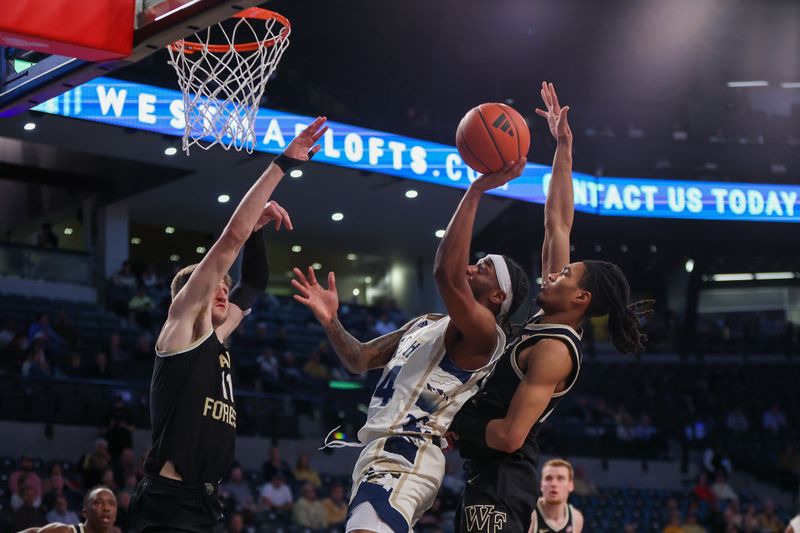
[170, 8, 290, 54]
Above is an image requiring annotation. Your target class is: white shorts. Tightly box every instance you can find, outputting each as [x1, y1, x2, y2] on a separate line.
[347, 435, 445, 533]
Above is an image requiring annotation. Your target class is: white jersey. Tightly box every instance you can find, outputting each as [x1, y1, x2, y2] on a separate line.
[357, 314, 506, 444]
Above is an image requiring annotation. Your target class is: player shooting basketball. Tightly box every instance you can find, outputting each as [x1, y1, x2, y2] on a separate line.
[291, 163, 531, 532]
[451, 83, 650, 533]
[128, 117, 327, 532]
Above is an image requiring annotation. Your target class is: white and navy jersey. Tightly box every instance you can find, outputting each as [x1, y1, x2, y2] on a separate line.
[458, 310, 583, 464]
[357, 315, 506, 444]
[69, 525, 87, 533]
[530, 501, 577, 533]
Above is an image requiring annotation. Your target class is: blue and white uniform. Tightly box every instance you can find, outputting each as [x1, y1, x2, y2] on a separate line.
[344, 314, 506, 533]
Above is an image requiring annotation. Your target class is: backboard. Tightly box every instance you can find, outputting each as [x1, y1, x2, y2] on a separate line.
[0, 0, 266, 117]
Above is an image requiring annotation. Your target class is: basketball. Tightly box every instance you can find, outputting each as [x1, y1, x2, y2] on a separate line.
[456, 103, 531, 174]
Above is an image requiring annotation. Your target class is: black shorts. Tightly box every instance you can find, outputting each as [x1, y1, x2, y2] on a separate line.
[129, 474, 223, 533]
[456, 456, 538, 533]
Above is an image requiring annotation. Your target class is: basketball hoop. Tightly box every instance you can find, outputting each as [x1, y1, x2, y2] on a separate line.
[167, 8, 291, 154]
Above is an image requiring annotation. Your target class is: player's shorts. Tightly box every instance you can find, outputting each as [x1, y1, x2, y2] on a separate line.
[456, 455, 538, 533]
[346, 434, 445, 533]
[129, 474, 223, 533]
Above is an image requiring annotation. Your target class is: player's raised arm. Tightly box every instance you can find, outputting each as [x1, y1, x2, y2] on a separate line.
[537, 82, 575, 278]
[158, 117, 327, 353]
[292, 267, 417, 373]
[433, 160, 527, 362]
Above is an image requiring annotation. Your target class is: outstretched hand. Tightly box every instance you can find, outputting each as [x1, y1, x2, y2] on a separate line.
[535, 82, 571, 141]
[254, 201, 292, 232]
[291, 267, 339, 326]
[285, 116, 328, 161]
[470, 158, 527, 193]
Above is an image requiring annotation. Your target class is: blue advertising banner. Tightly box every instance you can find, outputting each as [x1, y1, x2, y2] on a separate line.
[34, 78, 799, 223]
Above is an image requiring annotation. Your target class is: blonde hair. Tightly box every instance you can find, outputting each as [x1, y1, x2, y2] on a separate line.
[170, 264, 233, 300]
[542, 458, 574, 480]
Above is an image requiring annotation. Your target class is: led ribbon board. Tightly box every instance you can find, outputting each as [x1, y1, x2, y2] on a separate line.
[35, 78, 800, 223]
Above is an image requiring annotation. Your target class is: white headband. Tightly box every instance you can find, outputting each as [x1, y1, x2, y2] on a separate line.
[485, 254, 513, 319]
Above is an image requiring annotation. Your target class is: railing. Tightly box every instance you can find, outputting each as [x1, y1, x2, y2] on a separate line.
[0, 242, 92, 285]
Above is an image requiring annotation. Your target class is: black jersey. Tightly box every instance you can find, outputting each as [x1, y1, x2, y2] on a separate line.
[144, 329, 236, 484]
[458, 311, 583, 465]
[531, 501, 576, 533]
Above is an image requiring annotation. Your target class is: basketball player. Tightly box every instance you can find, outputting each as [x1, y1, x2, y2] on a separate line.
[451, 83, 649, 533]
[19, 486, 117, 533]
[128, 116, 328, 533]
[528, 459, 583, 533]
[291, 162, 531, 533]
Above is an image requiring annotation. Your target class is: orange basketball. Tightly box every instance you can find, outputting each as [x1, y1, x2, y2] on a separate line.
[455, 103, 530, 174]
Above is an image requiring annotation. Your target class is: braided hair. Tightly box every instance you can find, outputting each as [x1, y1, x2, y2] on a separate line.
[579, 260, 649, 355]
[498, 255, 531, 336]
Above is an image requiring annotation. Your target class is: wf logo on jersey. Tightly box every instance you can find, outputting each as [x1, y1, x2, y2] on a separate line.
[464, 505, 507, 533]
[491, 114, 514, 137]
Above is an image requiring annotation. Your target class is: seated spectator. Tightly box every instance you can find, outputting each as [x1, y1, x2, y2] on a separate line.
[28, 312, 66, 346]
[42, 463, 78, 494]
[763, 402, 788, 433]
[112, 261, 137, 289]
[724, 408, 749, 432]
[702, 441, 733, 478]
[10, 455, 43, 503]
[114, 448, 141, 486]
[292, 483, 328, 529]
[141, 264, 162, 289]
[374, 314, 398, 336]
[227, 511, 247, 533]
[681, 512, 707, 533]
[0, 319, 18, 348]
[741, 504, 758, 532]
[42, 468, 81, 511]
[100, 468, 118, 492]
[262, 446, 293, 483]
[756, 499, 783, 533]
[53, 310, 79, 347]
[65, 352, 84, 378]
[128, 287, 156, 329]
[87, 351, 113, 380]
[107, 333, 130, 364]
[221, 466, 255, 512]
[256, 347, 280, 383]
[133, 332, 154, 362]
[282, 351, 304, 381]
[78, 438, 112, 489]
[259, 473, 293, 513]
[46, 494, 80, 525]
[116, 491, 132, 532]
[710, 472, 738, 502]
[103, 396, 134, 460]
[302, 350, 330, 381]
[36, 222, 59, 249]
[21, 346, 53, 379]
[572, 466, 598, 497]
[692, 473, 715, 503]
[11, 483, 47, 530]
[119, 474, 139, 496]
[321, 484, 347, 527]
[293, 454, 321, 488]
[662, 509, 684, 533]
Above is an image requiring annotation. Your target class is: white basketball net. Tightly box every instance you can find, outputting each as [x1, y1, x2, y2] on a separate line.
[167, 12, 290, 154]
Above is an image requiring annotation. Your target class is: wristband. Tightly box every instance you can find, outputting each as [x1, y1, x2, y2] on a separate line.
[273, 153, 307, 173]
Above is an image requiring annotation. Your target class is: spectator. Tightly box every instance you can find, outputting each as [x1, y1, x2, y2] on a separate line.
[292, 483, 328, 529]
[293, 454, 322, 488]
[21, 346, 53, 378]
[87, 351, 113, 380]
[133, 332, 154, 362]
[46, 494, 80, 524]
[11, 484, 47, 530]
[703, 442, 733, 478]
[756, 499, 783, 533]
[103, 395, 134, 460]
[116, 491, 132, 532]
[256, 347, 280, 384]
[9, 455, 43, 502]
[107, 333, 130, 364]
[259, 473, 293, 513]
[78, 438, 112, 489]
[119, 474, 139, 496]
[42, 468, 81, 511]
[27, 312, 66, 346]
[53, 310, 79, 347]
[0, 319, 17, 347]
[762, 402, 788, 433]
[262, 446, 293, 483]
[36, 222, 59, 249]
[282, 351, 304, 382]
[374, 314, 397, 336]
[221, 466, 255, 512]
[100, 468, 118, 492]
[114, 447, 141, 486]
[2, 332, 28, 372]
[112, 261, 137, 289]
[572, 466, 598, 497]
[710, 472, 738, 502]
[682, 512, 707, 533]
[302, 350, 330, 381]
[724, 408, 749, 432]
[321, 484, 347, 527]
[141, 264, 161, 289]
[65, 352, 85, 377]
[741, 504, 758, 532]
[692, 473, 715, 503]
[442, 462, 465, 495]
[662, 509, 685, 533]
[128, 287, 156, 329]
